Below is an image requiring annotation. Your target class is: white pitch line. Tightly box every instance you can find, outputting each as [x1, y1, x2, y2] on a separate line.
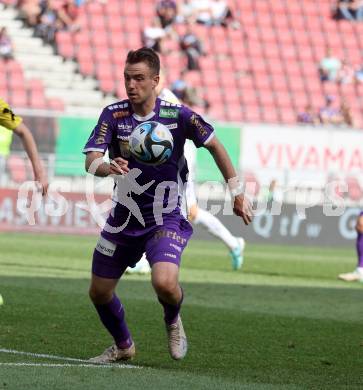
[0, 363, 127, 368]
[0, 348, 140, 369]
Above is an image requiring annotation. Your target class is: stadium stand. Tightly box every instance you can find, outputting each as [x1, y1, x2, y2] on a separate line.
[49, 0, 363, 124]
[2, 0, 363, 124]
[0, 1, 115, 115]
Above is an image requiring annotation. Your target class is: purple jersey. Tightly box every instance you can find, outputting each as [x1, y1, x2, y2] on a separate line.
[83, 97, 214, 237]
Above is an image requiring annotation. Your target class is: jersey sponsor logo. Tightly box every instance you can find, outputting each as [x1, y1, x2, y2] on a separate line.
[160, 108, 179, 119]
[117, 135, 130, 141]
[166, 123, 178, 130]
[95, 236, 116, 257]
[95, 121, 108, 144]
[117, 124, 133, 131]
[107, 103, 129, 111]
[169, 243, 182, 252]
[113, 111, 130, 119]
[164, 253, 177, 259]
[160, 101, 181, 108]
[190, 114, 207, 137]
[154, 230, 187, 245]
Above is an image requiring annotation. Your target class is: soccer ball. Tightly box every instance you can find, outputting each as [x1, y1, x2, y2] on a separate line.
[129, 121, 174, 166]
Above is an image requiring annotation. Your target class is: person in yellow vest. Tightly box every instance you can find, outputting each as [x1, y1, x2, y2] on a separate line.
[0, 98, 48, 195]
[0, 124, 13, 157]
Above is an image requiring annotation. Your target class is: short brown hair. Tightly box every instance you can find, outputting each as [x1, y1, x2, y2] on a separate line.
[126, 47, 160, 75]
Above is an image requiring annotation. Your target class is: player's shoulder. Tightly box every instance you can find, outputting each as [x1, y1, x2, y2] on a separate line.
[103, 99, 132, 119]
[158, 99, 193, 121]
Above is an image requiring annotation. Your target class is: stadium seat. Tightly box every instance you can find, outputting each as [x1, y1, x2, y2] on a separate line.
[6, 155, 28, 183]
[47, 98, 65, 111]
[10, 90, 27, 108]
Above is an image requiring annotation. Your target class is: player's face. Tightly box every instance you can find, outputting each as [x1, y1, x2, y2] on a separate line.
[124, 62, 159, 105]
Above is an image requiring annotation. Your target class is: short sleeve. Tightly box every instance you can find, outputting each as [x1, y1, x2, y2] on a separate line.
[0, 99, 22, 130]
[182, 106, 215, 148]
[83, 108, 114, 154]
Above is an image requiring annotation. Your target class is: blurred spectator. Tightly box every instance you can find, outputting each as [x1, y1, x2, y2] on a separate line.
[179, 24, 205, 72]
[18, 0, 42, 27]
[142, 19, 166, 53]
[356, 0, 363, 20]
[171, 79, 209, 109]
[34, 1, 59, 44]
[210, 0, 240, 28]
[319, 49, 341, 82]
[319, 95, 343, 125]
[339, 100, 355, 127]
[355, 63, 363, 82]
[264, 179, 283, 211]
[193, 0, 214, 25]
[156, 0, 177, 30]
[57, 0, 81, 32]
[0, 27, 14, 61]
[335, 0, 363, 21]
[176, 0, 198, 23]
[337, 60, 355, 84]
[297, 104, 319, 125]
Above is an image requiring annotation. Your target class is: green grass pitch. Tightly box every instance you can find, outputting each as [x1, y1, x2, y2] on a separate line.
[0, 232, 362, 389]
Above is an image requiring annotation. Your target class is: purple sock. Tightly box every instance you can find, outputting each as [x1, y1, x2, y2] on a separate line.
[94, 294, 132, 349]
[158, 289, 184, 325]
[357, 233, 363, 268]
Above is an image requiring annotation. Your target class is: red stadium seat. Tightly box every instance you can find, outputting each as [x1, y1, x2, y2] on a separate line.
[226, 104, 243, 122]
[7, 155, 28, 183]
[262, 107, 280, 123]
[47, 98, 65, 111]
[245, 106, 263, 122]
[10, 90, 27, 108]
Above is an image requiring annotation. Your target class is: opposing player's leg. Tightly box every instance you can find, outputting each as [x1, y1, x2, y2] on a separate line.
[146, 216, 192, 360]
[88, 236, 143, 362]
[339, 215, 363, 282]
[188, 203, 245, 270]
[185, 180, 245, 270]
[125, 253, 151, 274]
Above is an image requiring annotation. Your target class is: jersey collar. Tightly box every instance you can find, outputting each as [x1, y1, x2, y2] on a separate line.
[132, 98, 160, 122]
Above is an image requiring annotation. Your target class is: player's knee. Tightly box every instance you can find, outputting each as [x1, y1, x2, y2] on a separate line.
[152, 276, 178, 299]
[88, 284, 113, 305]
[188, 204, 198, 222]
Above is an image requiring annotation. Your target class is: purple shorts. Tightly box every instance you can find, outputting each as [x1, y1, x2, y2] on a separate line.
[92, 214, 193, 279]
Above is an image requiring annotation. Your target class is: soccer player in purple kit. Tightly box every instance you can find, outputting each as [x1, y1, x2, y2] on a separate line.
[338, 211, 363, 282]
[83, 47, 252, 363]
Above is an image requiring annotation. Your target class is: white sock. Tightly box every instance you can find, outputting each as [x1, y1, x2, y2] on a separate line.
[193, 208, 238, 250]
[357, 267, 363, 275]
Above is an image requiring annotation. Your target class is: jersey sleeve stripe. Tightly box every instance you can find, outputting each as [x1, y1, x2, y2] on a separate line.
[203, 132, 215, 145]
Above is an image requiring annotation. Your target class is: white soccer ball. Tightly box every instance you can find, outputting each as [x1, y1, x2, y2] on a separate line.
[129, 121, 174, 166]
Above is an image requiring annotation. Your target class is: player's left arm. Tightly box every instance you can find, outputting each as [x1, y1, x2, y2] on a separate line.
[204, 136, 252, 225]
[13, 122, 48, 195]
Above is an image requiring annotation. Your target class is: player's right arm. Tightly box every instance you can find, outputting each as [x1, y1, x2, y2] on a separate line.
[0, 98, 48, 195]
[83, 108, 129, 177]
[13, 122, 48, 195]
[183, 108, 252, 225]
[85, 152, 129, 177]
